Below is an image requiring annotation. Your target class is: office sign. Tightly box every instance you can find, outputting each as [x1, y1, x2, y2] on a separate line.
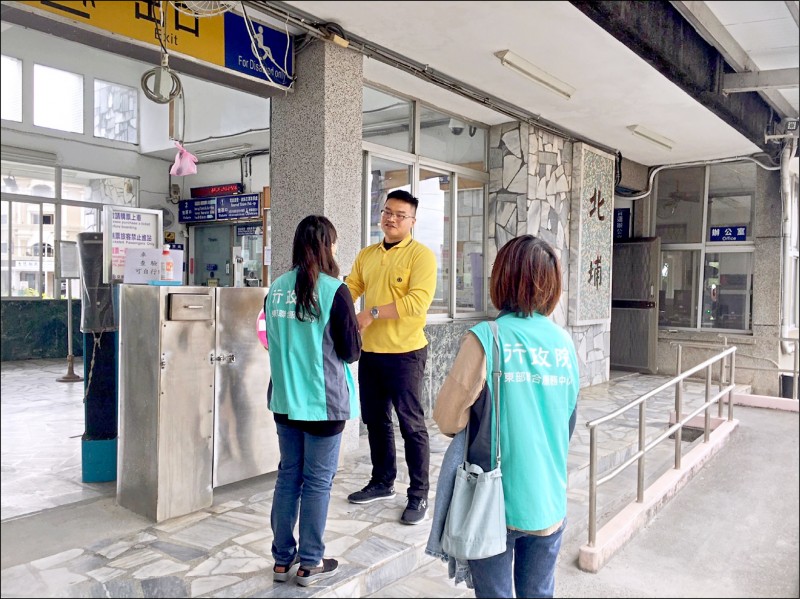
[709, 226, 747, 242]
[613, 208, 631, 240]
[236, 224, 262, 237]
[179, 193, 261, 223]
[18, 1, 294, 90]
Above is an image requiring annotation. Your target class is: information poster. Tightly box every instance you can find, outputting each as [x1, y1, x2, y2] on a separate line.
[103, 206, 162, 283]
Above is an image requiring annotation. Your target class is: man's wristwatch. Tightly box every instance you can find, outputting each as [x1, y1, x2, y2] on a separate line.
[370, 306, 380, 320]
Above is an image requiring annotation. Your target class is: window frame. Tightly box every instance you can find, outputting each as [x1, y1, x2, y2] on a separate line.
[1, 161, 136, 300]
[655, 163, 756, 333]
[361, 92, 490, 320]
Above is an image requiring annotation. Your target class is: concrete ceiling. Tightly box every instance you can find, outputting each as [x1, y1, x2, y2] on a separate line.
[285, 0, 799, 167]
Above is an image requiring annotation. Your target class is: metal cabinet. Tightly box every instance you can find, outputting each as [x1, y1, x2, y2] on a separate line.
[117, 285, 277, 522]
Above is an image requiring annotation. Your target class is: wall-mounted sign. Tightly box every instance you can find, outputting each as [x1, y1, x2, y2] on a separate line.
[179, 193, 260, 223]
[18, 1, 294, 90]
[569, 143, 615, 325]
[102, 206, 162, 283]
[191, 183, 243, 198]
[613, 208, 631, 240]
[709, 226, 747, 242]
[236, 224, 263, 237]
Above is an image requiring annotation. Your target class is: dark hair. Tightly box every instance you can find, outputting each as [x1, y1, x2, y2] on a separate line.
[386, 189, 419, 212]
[490, 235, 561, 317]
[291, 215, 340, 322]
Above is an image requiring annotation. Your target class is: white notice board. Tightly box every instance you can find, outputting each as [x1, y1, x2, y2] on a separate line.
[103, 206, 162, 283]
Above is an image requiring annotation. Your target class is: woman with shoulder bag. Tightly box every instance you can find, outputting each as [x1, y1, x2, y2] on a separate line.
[433, 235, 579, 598]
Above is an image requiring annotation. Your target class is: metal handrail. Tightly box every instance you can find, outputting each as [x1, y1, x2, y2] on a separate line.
[671, 337, 799, 401]
[585, 346, 737, 547]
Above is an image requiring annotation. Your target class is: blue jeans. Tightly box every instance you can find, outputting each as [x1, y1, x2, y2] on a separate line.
[468, 522, 565, 598]
[271, 423, 342, 568]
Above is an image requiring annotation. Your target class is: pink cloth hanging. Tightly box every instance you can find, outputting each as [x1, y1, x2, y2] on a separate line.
[170, 142, 198, 176]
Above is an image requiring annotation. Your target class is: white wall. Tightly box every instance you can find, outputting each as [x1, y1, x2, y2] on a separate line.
[2, 24, 271, 240]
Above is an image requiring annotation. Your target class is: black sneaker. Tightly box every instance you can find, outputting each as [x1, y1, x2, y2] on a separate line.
[401, 496, 428, 525]
[347, 483, 395, 504]
[272, 555, 299, 582]
[296, 558, 338, 587]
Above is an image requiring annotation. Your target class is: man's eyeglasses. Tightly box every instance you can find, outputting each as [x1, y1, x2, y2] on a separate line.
[380, 209, 415, 222]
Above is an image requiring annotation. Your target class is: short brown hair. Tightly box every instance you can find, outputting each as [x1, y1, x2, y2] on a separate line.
[490, 235, 561, 316]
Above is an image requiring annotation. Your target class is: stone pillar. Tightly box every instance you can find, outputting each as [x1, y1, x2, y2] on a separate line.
[270, 41, 363, 454]
[271, 41, 363, 278]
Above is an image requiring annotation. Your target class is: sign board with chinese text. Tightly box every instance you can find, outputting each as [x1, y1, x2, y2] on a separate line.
[123, 247, 184, 284]
[179, 193, 260, 223]
[16, 1, 294, 91]
[103, 206, 162, 283]
[569, 143, 615, 325]
[709, 225, 747, 242]
[613, 208, 631, 240]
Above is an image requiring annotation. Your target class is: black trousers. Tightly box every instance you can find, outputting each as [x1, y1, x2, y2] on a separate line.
[358, 348, 429, 499]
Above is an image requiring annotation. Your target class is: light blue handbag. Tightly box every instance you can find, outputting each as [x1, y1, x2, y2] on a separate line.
[441, 321, 507, 560]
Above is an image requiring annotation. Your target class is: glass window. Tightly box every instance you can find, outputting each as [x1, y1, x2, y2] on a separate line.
[94, 79, 138, 143]
[655, 167, 705, 243]
[33, 64, 84, 133]
[707, 162, 755, 241]
[701, 252, 753, 330]
[1, 160, 56, 198]
[367, 156, 413, 245]
[418, 105, 486, 169]
[659, 250, 700, 328]
[1, 55, 23, 122]
[362, 86, 412, 153]
[419, 168, 450, 315]
[62, 169, 137, 205]
[456, 175, 484, 312]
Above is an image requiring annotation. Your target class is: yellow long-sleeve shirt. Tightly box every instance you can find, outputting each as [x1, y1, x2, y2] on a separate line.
[346, 235, 437, 353]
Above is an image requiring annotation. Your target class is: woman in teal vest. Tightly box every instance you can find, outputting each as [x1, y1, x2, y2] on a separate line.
[434, 235, 579, 598]
[266, 215, 361, 587]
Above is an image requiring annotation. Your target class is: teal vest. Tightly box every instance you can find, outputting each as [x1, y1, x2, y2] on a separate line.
[265, 270, 358, 421]
[470, 313, 579, 531]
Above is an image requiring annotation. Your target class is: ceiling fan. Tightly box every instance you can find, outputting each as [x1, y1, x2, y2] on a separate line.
[658, 181, 700, 218]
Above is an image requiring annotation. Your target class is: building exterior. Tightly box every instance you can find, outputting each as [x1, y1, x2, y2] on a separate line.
[1, 1, 797, 400]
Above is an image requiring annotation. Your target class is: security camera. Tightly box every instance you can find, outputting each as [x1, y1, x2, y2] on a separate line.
[448, 118, 465, 136]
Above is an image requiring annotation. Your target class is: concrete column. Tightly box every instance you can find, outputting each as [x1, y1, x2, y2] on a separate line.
[271, 41, 363, 277]
[270, 41, 364, 453]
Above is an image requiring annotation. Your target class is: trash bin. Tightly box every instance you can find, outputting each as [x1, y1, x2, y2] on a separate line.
[779, 374, 796, 399]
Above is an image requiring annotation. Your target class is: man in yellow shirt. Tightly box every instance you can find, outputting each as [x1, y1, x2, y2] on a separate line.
[346, 190, 437, 525]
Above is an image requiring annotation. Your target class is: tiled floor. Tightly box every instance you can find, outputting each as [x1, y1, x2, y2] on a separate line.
[1, 358, 734, 597]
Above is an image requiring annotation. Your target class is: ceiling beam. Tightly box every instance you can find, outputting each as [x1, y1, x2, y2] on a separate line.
[570, 0, 786, 158]
[671, 0, 798, 118]
[723, 68, 800, 93]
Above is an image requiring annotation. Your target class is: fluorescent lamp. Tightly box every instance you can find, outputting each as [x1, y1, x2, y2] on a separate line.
[194, 144, 253, 159]
[627, 125, 674, 151]
[494, 50, 575, 100]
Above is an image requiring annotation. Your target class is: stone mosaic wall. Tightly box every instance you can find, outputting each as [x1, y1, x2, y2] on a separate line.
[487, 121, 610, 388]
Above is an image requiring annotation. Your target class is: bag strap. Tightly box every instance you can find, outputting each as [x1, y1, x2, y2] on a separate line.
[488, 320, 502, 469]
[463, 321, 502, 469]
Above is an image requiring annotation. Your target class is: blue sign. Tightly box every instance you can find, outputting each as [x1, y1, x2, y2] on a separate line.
[224, 12, 294, 89]
[179, 198, 217, 223]
[709, 226, 747, 242]
[614, 208, 631, 240]
[217, 194, 261, 220]
[179, 194, 261, 223]
[206, 263, 218, 272]
[236, 224, 262, 237]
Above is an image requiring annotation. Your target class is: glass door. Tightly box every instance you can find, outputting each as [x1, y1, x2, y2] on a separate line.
[193, 223, 232, 287]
